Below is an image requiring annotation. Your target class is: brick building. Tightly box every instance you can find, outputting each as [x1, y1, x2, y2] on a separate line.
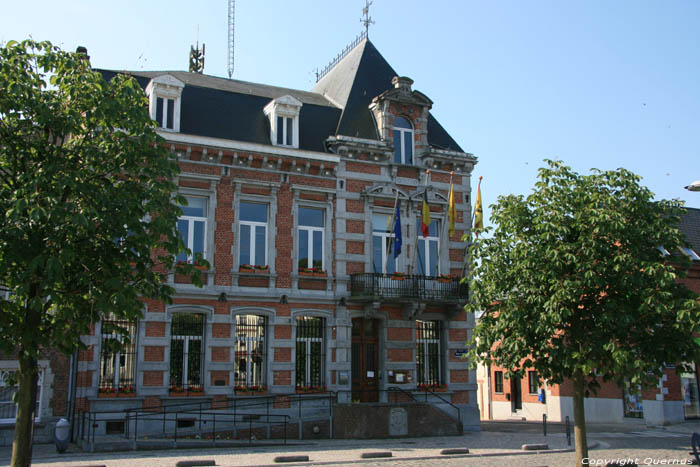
[477, 207, 700, 426]
[0, 34, 480, 443]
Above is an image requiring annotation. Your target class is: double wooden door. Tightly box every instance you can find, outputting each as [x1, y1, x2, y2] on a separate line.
[351, 317, 379, 403]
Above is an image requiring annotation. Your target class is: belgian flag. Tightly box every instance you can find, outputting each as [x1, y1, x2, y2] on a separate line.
[421, 189, 431, 238]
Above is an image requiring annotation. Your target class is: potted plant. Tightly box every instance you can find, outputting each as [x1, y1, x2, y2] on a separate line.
[390, 272, 406, 281]
[235, 384, 267, 396]
[254, 264, 269, 273]
[437, 274, 454, 283]
[417, 383, 448, 392]
[98, 387, 116, 398]
[239, 263, 254, 273]
[118, 385, 136, 397]
[296, 385, 327, 394]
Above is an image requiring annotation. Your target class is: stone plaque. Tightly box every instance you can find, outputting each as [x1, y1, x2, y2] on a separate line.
[389, 407, 408, 436]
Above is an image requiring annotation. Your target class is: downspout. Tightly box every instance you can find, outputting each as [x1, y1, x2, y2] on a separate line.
[67, 350, 78, 441]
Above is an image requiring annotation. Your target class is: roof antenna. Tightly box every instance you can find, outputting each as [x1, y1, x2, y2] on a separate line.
[228, 0, 235, 78]
[189, 25, 205, 74]
[361, 0, 374, 36]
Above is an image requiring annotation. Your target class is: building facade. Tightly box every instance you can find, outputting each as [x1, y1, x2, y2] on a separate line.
[0, 35, 481, 444]
[477, 207, 700, 426]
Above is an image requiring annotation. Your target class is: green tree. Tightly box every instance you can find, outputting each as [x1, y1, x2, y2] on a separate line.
[0, 40, 205, 466]
[466, 160, 700, 467]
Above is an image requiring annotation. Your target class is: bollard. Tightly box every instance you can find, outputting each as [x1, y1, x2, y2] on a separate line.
[54, 418, 70, 453]
[542, 413, 547, 437]
[565, 415, 571, 446]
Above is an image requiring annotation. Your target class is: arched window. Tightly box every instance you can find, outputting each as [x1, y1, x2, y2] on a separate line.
[393, 117, 413, 165]
[295, 316, 325, 389]
[234, 314, 267, 390]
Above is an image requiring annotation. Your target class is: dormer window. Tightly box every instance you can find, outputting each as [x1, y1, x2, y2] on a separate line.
[156, 97, 175, 130]
[264, 95, 303, 149]
[393, 117, 413, 165]
[145, 75, 185, 133]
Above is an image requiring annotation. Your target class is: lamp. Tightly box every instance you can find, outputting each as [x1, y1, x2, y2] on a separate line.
[685, 180, 700, 192]
[280, 294, 288, 304]
[217, 292, 227, 303]
[339, 297, 346, 306]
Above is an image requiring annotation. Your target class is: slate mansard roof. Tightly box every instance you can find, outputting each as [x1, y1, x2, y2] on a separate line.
[679, 207, 700, 253]
[96, 38, 464, 154]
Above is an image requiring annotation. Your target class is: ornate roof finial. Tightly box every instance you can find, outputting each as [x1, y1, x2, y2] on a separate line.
[361, 0, 375, 36]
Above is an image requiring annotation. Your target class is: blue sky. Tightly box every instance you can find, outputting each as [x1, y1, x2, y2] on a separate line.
[4, 1, 699, 220]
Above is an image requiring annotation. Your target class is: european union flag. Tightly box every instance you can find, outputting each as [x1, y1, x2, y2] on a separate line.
[393, 202, 402, 258]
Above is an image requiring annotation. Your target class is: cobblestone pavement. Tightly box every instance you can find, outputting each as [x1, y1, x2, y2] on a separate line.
[0, 425, 695, 467]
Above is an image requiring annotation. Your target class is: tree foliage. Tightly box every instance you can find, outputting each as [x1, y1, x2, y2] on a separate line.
[467, 160, 700, 388]
[466, 160, 700, 465]
[0, 39, 204, 466]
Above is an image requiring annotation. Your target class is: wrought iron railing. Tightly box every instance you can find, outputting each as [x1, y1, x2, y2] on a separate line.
[349, 273, 468, 301]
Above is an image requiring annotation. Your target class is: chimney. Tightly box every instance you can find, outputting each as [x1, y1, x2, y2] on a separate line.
[75, 46, 90, 64]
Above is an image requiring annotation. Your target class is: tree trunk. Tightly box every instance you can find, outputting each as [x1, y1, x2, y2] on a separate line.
[11, 355, 38, 467]
[573, 370, 589, 467]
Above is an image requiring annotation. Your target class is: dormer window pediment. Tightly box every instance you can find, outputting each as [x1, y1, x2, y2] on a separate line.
[264, 95, 303, 149]
[146, 75, 185, 132]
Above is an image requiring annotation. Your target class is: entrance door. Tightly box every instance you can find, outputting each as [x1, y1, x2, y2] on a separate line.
[511, 377, 522, 412]
[351, 317, 379, 403]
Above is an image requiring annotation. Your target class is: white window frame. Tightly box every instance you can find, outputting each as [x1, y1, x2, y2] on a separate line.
[418, 219, 440, 277]
[177, 196, 208, 263]
[393, 117, 414, 165]
[146, 75, 184, 133]
[298, 207, 325, 271]
[372, 213, 396, 274]
[263, 95, 302, 149]
[0, 369, 43, 423]
[239, 203, 269, 267]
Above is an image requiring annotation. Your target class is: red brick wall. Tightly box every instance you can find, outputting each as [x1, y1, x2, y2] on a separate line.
[345, 220, 365, 233]
[275, 325, 292, 340]
[450, 370, 469, 383]
[212, 323, 230, 338]
[143, 371, 163, 387]
[210, 371, 230, 387]
[211, 346, 230, 362]
[144, 346, 165, 362]
[388, 349, 412, 362]
[346, 241, 364, 255]
[274, 348, 292, 362]
[145, 321, 166, 337]
[273, 370, 291, 386]
[76, 370, 93, 387]
[387, 327, 412, 341]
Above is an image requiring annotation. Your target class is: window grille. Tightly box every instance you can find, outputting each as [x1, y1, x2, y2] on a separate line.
[234, 315, 266, 388]
[0, 369, 42, 422]
[416, 320, 442, 386]
[296, 317, 325, 388]
[170, 313, 205, 389]
[99, 320, 137, 391]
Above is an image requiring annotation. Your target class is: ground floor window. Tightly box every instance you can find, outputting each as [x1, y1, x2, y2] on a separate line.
[416, 320, 442, 386]
[296, 316, 325, 389]
[170, 313, 205, 391]
[494, 371, 504, 393]
[681, 363, 700, 419]
[0, 369, 42, 423]
[623, 384, 644, 418]
[99, 319, 137, 393]
[235, 314, 266, 390]
[528, 370, 539, 395]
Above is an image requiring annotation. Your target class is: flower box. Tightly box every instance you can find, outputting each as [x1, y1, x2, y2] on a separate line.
[391, 275, 406, 281]
[437, 278, 452, 283]
[417, 384, 447, 392]
[235, 391, 268, 397]
[170, 391, 205, 397]
[239, 265, 269, 274]
[296, 386, 327, 394]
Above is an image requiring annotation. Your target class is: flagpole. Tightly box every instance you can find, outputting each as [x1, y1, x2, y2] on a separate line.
[415, 169, 430, 276]
[383, 189, 400, 274]
[438, 170, 455, 277]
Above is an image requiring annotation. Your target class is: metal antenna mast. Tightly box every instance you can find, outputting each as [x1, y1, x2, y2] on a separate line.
[228, 0, 235, 78]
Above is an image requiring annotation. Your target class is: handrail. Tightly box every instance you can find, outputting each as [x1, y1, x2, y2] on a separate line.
[349, 273, 468, 301]
[419, 387, 462, 433]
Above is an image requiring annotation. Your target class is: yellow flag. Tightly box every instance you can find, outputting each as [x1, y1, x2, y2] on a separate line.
[473, 177, 483, 235]
[448, 175, 456, 238]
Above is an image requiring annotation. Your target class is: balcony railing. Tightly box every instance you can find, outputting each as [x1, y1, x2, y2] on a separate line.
[349, 273, 468, 302]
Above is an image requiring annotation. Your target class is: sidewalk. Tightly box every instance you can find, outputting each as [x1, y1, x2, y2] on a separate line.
[1, 431, 575, 467]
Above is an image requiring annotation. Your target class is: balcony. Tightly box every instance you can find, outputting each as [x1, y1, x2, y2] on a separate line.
[349, 273, 468, 303]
